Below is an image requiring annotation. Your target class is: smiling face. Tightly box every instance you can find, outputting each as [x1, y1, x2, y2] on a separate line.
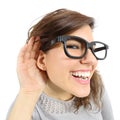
[37, 25, 98, 100]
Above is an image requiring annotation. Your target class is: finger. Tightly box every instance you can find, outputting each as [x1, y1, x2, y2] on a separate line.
[30, 36, 41, 59]
[32, 36, 40, 51]
[27, 36, 35, 52]
[17, 44, 28, 64]
[24, 37, 35, 59]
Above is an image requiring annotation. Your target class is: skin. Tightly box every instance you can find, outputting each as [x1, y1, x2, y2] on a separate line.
[8, 24, 98, 120]
[37, 24, 98, 100]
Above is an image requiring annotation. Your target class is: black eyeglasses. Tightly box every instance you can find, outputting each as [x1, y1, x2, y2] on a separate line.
[41, 35, 109, 60]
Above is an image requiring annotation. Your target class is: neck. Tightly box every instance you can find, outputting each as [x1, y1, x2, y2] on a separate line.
[44, 81, 73, 101]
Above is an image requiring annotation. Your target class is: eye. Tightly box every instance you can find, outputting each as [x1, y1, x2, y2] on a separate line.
[66, 44, 81, 49]
[66, 40, 81, 49]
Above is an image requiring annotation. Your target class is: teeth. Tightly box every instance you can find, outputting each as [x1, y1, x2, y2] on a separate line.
[71, 71, 90, 78]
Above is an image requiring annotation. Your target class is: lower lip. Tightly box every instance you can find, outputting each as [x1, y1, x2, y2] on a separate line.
[72, 76, 90, 85]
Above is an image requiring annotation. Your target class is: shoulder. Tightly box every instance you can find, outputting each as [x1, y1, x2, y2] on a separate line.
[85, 89, 114, 120]
[101, 89, 114, 120]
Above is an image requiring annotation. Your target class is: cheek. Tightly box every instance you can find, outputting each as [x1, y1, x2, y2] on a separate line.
[45, 47, 70, 71]
[45, 53, 64, 76]
[45, 59, 68, 79]
[94, 60, 98, 70]
[45, 52, 72, 83]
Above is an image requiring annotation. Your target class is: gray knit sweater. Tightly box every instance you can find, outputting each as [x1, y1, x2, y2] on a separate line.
[32, 92, 114, 120]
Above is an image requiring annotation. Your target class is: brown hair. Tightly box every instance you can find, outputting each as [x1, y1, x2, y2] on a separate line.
[28, 8, 104, 110]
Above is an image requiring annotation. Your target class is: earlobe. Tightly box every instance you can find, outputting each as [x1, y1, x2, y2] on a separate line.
[37, 51, 46, 71]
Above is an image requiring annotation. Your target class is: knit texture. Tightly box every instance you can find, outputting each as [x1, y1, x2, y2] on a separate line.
[32, 92, 114, 120]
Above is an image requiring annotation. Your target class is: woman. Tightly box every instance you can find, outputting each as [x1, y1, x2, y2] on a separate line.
[7, 9, 114, 120]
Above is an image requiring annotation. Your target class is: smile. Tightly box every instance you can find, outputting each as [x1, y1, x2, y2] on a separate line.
[70, 71, 91, 85]
[71, 71, 90, 79]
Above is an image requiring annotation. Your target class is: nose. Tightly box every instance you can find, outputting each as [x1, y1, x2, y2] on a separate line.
[80, 49, 98, 65]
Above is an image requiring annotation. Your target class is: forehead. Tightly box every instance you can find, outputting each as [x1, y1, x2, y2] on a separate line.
[69, 25, 93, 42]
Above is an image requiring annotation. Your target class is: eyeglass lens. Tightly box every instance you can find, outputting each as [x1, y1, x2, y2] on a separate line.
[65, 38, 107, 59]
[93, 42, 106, 59]
[65, 39, 86, 57]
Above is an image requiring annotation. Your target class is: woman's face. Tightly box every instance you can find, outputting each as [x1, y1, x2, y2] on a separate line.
[38, 25, 98, 100]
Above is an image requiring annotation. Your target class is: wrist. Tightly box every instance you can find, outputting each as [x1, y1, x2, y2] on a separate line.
[19, 88, 42, 96]
[8, 89, 42, 120]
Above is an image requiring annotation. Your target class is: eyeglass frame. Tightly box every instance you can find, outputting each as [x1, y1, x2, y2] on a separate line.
[41, 35, 109, 60]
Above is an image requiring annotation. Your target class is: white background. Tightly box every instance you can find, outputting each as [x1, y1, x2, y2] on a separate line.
[0, 0, 120, 120]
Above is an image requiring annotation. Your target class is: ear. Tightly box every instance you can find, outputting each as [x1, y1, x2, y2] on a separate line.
[37, 50, 47, 71]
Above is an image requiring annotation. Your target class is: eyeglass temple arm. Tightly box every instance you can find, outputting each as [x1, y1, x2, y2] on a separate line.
[94, 46, 107, 52]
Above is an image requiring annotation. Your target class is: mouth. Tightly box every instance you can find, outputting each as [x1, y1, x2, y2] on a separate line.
[71, 71, 91, 84]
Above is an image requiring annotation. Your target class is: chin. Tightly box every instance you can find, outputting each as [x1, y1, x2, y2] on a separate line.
[74, 87, 90, 98]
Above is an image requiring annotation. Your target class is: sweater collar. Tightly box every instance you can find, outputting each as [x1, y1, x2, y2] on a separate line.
[37, 92, 76, 113]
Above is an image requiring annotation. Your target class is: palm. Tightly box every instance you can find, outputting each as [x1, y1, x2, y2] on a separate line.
[17, 37, 47, 92]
